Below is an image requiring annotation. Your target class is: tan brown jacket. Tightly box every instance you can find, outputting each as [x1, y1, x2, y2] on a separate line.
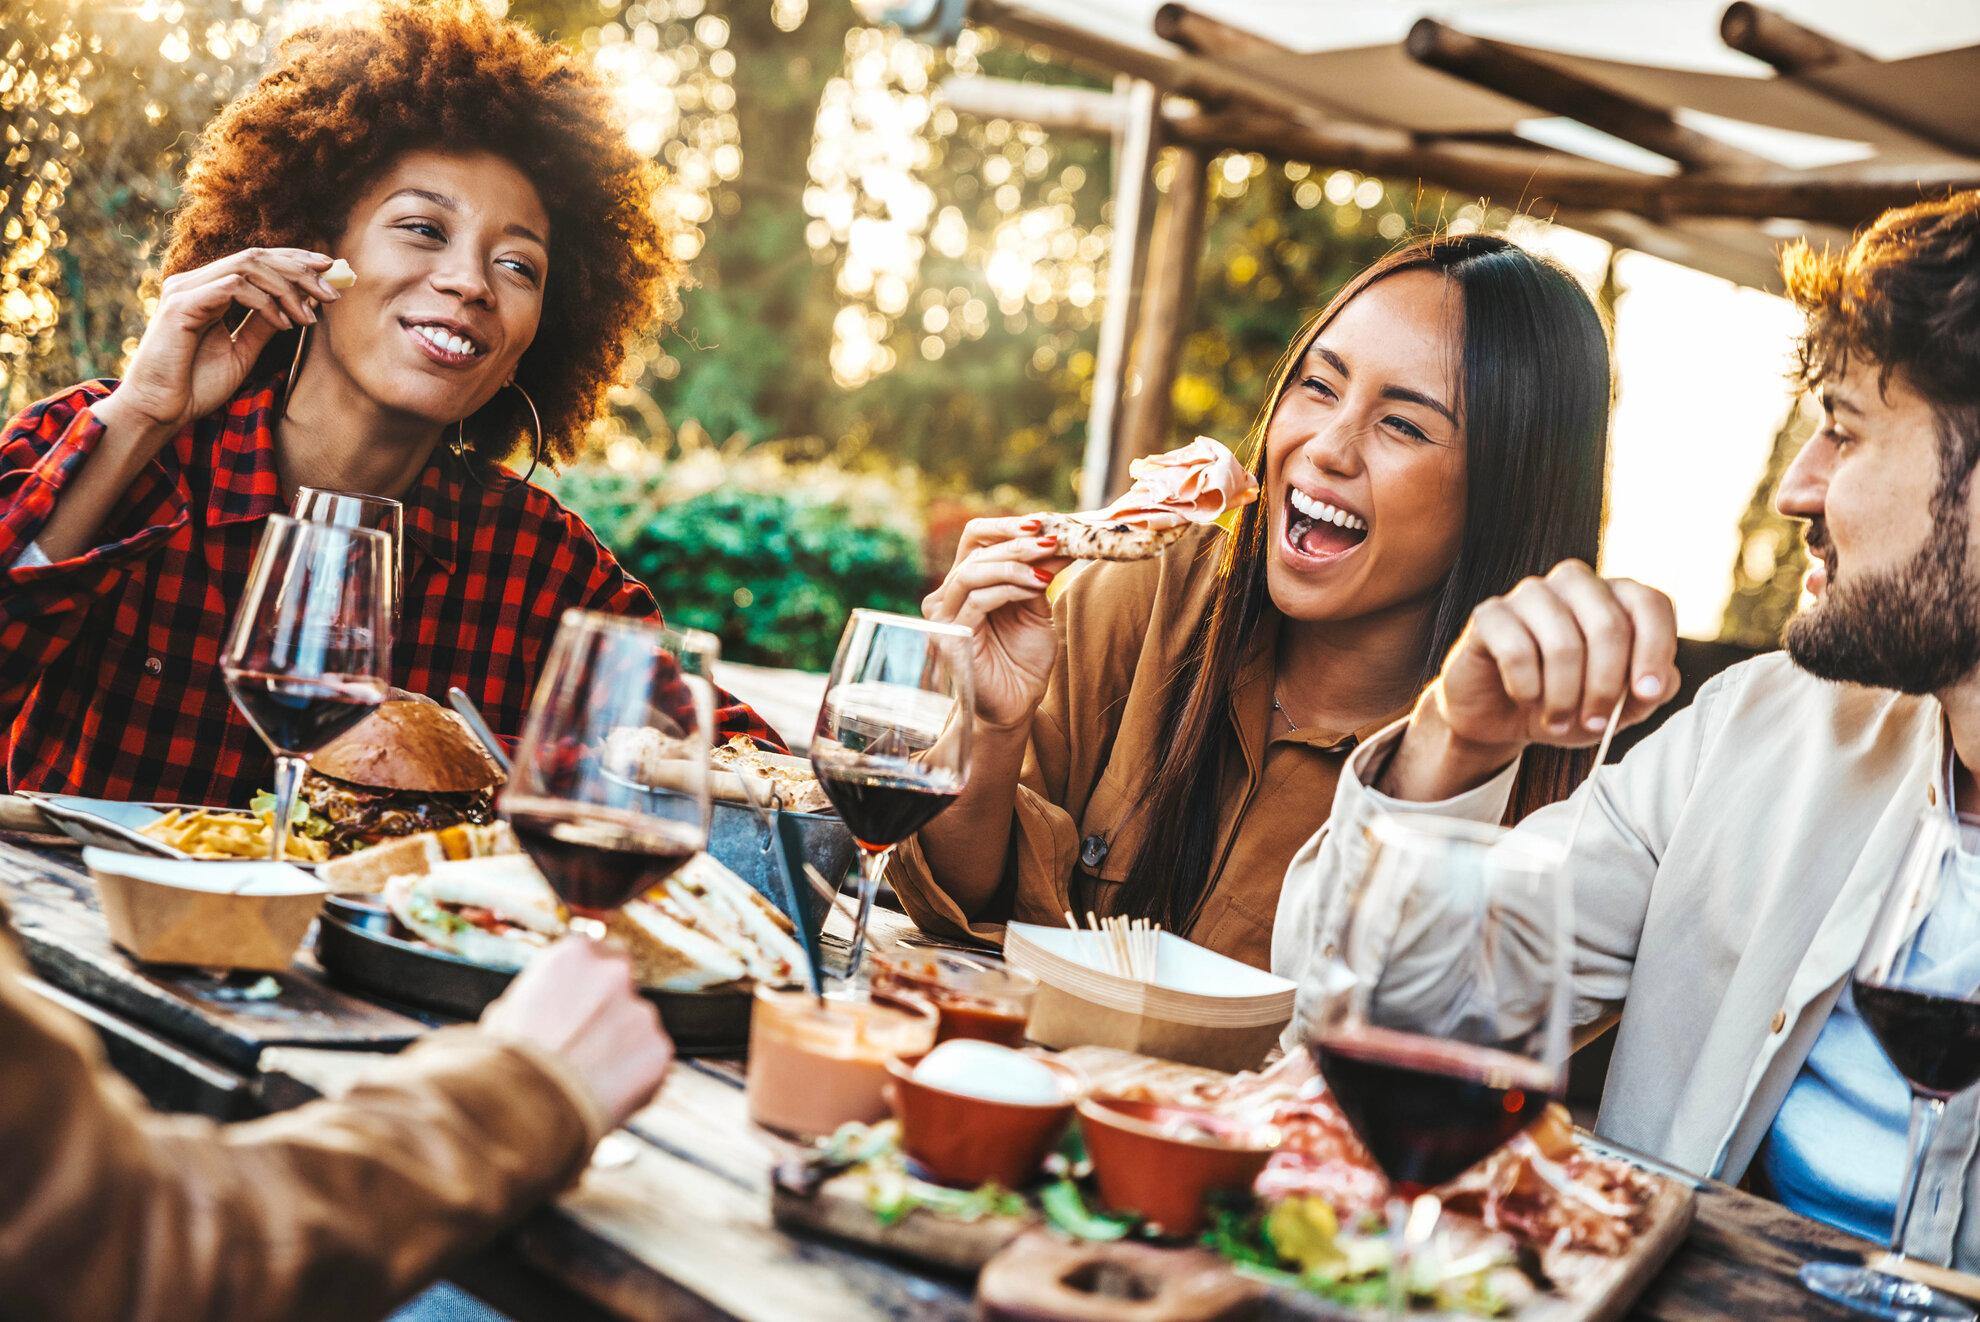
[0, 903, 608, 1322]
[889, 524, 1400, 969]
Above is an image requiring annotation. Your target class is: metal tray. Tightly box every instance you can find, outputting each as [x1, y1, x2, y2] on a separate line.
[705, 798, 850, 943]
[315, 898, 752, 1055]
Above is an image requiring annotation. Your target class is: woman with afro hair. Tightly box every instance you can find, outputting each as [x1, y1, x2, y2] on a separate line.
[0, 0, 782, 811]
[0, 6, 722, 1317]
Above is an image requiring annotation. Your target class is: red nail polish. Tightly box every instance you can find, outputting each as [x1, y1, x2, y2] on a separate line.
[1034, 567, 1053, 584]
[1036, 537, 1056, 548]
[1020, 519, 1041, 533]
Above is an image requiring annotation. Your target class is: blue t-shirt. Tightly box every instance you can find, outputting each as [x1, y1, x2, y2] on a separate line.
[1764, 813, 1980, 1241]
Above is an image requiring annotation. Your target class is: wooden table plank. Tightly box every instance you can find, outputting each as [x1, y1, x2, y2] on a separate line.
[260, 1046, 975, 1322]
[1630, 1184, 1868, 1320]
[256, 1043, 1884, 1322]
[0, 840, 428, 1071]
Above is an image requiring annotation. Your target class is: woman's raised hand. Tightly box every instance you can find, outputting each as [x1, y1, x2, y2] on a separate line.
[103, 248, 345, 447]
[1426, 560, 1680, 755]
[922, 516, 1071, 730]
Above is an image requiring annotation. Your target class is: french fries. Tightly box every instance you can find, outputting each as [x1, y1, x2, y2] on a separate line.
[139, 808, 330, 863]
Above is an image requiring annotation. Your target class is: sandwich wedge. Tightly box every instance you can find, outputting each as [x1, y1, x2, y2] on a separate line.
[385, 855, 563, 971]
[607, 854, 808, 991]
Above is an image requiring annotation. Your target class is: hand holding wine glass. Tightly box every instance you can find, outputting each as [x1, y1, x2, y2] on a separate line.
[223, 514, 392, 862]
[501, 611, 716, 932]
[810, 610, 974, 984]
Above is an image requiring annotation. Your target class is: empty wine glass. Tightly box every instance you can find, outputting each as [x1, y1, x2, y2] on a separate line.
[1802, 808, 1980, 1322]
[223, 514, 392, 861]
[1306, 812, 1571, 1316]
[500, 610, 716, 933]
[810, 610, 973, 984]
[291, 487, 403, 625]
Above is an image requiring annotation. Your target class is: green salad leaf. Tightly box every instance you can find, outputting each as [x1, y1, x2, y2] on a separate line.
[250, 790, 333, 839]
[1038, 1179, 1135, 1242]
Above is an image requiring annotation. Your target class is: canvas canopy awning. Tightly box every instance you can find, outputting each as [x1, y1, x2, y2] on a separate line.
[870, 0, 1980, 501]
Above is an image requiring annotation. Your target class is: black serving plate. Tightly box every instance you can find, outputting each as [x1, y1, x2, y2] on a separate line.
[315, 898, 752, 1055]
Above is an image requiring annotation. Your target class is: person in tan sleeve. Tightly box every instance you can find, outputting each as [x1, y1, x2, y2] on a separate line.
[0, 906, 671, 1322]
[896, 234, 1614, 968]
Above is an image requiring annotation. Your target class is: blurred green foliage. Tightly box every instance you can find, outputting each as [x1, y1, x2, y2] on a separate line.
[548, 465, 926, 669]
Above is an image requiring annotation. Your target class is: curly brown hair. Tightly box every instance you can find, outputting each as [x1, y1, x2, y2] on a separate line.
[161, 0, 676, 468]
[1783, 190, 1980, 489]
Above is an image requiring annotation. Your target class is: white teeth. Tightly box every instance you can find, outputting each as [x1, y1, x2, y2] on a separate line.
[411, 324, 481, 357]
[1287, 487, 1367, 532]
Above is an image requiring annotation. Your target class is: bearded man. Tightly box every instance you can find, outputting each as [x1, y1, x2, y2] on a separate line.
[1273, 191, 1980, 1278]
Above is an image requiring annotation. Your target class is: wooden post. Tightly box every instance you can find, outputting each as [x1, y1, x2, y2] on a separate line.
[1081, 78, 1163, 512]
[1112, 142, 1211, 494]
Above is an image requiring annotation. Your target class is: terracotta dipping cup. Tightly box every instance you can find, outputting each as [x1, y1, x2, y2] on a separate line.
[870, 951, 1039, 1048]
[1076, 1096, 1280, 1237]
[885, 1052, 1081, 1189]
[744, 985, 938, 1139]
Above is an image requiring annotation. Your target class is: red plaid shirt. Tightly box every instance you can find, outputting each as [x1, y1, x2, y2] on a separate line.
[0, 376, 784, 805]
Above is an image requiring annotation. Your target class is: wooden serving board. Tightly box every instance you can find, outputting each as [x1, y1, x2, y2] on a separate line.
[767, 1044, 1696, 1322]
[0, 840, 429, 1072]
[771, 1166, 1039, 1273]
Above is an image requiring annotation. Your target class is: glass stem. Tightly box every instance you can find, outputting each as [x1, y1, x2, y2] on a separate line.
[268, 754, 306, 862]
[1384, 1196, 1411, 1321]
[1385, 1192, 1440, 1320]
[841, 847, 891, 985]
[1889, 1093, 1947, 1258]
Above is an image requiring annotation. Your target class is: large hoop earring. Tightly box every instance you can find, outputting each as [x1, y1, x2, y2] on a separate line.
[451, 380, 544, 490]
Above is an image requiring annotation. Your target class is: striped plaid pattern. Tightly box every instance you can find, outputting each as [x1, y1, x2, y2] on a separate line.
[0, 376, 784, 805]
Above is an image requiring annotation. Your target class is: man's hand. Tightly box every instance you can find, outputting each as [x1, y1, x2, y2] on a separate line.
[1383, 561, 1681, 801]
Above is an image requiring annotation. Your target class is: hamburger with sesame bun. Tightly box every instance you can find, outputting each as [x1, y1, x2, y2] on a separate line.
[297, 700, 506, 853]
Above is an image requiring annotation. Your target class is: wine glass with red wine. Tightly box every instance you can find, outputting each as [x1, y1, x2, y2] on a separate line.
[1801, 809, 1979, 1322]
[1307, 812, 1570, 1316]
[810, 610, 973, 984]
[500, 611, 715, 933]
[222, 514, 393, 861]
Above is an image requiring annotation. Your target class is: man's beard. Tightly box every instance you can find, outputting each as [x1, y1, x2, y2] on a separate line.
[1785, 506, 1980, 694]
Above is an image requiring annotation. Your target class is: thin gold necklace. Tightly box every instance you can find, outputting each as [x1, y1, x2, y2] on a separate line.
[1272, 687, 1298, 733]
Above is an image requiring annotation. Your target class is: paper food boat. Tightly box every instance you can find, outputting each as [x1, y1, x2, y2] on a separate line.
[1004, 922, 1295, 1072]
[85, 847, 327, 972]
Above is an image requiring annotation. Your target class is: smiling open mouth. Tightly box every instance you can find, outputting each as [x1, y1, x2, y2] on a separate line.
[402, 320, 487, 364]
[1285, 486, 1368, 560]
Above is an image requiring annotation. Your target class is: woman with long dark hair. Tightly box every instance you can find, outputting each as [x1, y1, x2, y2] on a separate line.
[894, 233, 1610, 967]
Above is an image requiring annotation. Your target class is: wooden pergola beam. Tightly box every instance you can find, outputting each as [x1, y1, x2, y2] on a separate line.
[940, 76, 1980, 226]
[1718, 1, 1868, 76]
[1403, 17, 1766, 172]
[1719, 3, 1980, 159]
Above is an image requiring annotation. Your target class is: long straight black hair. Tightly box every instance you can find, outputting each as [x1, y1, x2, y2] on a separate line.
[1115, 232, 1612, 933]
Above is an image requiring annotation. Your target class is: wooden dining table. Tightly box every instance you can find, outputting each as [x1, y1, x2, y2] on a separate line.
[0, 832, 1903, 1321]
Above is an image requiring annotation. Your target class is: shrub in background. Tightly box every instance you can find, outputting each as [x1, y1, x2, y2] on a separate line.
[546, 452, 930, 672]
